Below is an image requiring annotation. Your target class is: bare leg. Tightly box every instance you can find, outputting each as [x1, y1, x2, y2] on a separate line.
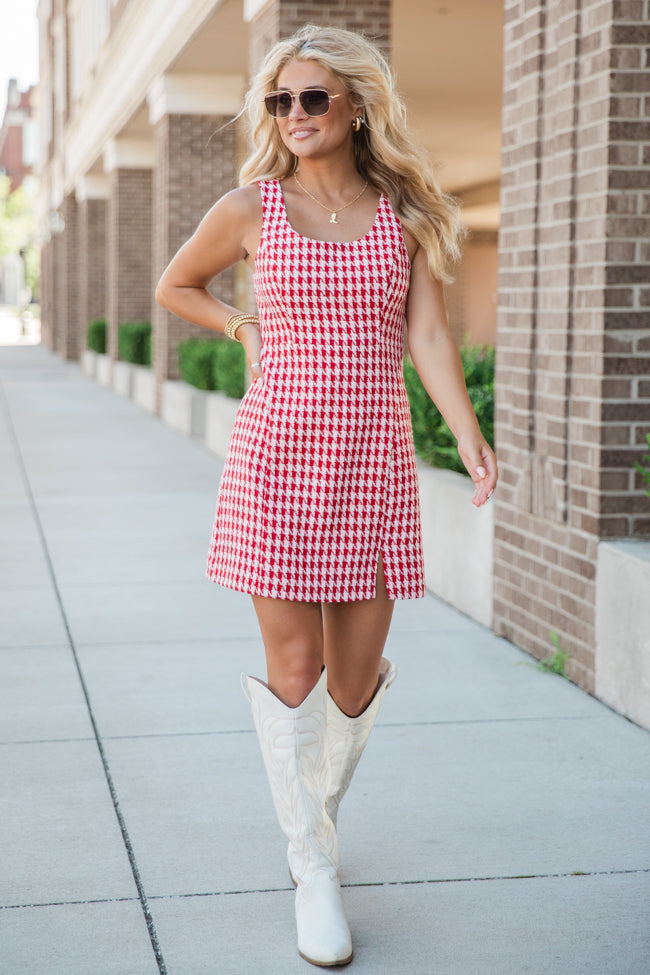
[323, 556, 395, 717]
[251, 596, 324, 707]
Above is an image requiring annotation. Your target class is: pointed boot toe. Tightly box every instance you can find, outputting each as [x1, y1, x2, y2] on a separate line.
[296, 870, 353, 967]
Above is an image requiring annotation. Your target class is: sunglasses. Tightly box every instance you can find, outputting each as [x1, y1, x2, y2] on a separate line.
[264, 89, 343, 118]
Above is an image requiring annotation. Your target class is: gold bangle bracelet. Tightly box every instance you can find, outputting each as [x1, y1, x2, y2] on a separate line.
[224, 313, 260, 342]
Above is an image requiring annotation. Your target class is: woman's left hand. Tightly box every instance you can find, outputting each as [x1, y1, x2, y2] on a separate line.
[237, 322, 264, 384]
[457, 434, 498, 508]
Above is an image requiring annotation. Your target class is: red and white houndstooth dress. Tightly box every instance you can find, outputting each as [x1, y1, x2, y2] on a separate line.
[206, 179, 425, 602]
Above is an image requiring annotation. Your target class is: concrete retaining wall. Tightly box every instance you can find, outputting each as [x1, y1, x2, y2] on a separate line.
[418, 463, 494, 628]
[204, 392, 241, 458]
[161, 380, 210, 440]
[112, 361, 134, 398]
[132, 365, 156, 414]
[596, 540, 650, 730]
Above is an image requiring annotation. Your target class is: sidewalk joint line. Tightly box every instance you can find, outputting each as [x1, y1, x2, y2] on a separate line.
[3, 866, 649, 912]
[0, 379, 168, 975]
[382, 715, 597, 728]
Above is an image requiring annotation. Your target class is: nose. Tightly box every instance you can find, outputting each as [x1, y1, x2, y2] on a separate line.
[287, 94, 307, 120]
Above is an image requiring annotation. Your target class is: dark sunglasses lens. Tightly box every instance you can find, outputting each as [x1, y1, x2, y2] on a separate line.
[264, 92, 293, 117]
[300, 90, 330, 116]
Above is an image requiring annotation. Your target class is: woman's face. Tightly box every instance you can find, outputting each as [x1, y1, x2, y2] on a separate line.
[272, 59, 358, 161]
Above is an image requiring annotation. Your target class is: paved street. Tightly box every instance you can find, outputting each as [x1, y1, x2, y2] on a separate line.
[1, 334, 649, 974]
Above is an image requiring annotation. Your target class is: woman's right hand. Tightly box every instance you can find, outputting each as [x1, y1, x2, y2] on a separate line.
[237, 321, 264, 384]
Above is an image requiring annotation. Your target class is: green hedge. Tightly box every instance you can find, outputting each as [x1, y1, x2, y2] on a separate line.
[118, 321, 151, 366]
[177, 337, 246, 399]
[86, 318, 106, 354]
[403, 344, 495, 474]
[213, 340, 247, 399]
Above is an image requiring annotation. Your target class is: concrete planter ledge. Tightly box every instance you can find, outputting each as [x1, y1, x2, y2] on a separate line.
[417, 462, 494, 628]
[132, 365, 156, 414]
[161, 380, 211, 440]
[81, 349, 98, 378]
[113, 360, 135, 398]
[204, 390, 241, 458]
[95, 352, 113, 387]
[596, 539, 650, 730]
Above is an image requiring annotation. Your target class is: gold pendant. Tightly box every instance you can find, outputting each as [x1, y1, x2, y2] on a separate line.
[330, 212, 338, 224]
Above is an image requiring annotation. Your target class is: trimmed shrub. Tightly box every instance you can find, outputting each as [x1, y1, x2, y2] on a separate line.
[87, 317, 106, 354]
[177, 337, 247, 399]
[177, 338, 220, 390]
[118, 321, 151, 366]
[403, 344, 495, 474]
[213, 339, 246, 399]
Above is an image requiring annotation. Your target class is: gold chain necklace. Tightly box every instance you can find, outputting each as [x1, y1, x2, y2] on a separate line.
[294, 173, 368, 224]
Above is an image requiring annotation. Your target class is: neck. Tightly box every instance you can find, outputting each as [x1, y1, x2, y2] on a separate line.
[294, 157, 363, 195]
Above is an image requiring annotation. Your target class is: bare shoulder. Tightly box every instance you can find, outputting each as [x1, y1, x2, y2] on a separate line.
[198, 185, 262, 262]
[204, 184, 262, 230]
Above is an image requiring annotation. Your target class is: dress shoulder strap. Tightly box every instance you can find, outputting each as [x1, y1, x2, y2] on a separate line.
[258, 179, 284, 240]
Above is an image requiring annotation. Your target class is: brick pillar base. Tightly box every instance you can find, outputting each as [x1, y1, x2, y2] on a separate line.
[152, 112, 238, 390]
[107, 167, 153, 360]
[494, 0, 650, 692]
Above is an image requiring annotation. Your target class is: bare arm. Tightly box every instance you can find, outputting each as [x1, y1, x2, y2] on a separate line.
[405, 246, 497, 507]
[155, 186, 264, 377]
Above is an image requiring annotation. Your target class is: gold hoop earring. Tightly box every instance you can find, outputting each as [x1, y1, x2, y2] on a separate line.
[352, 116, 363, 133]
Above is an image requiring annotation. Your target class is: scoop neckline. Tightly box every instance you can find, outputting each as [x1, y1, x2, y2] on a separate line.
[274, 178, 383, 246]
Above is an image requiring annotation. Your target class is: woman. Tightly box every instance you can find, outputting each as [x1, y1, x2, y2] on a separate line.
[156, 24, 497, 967]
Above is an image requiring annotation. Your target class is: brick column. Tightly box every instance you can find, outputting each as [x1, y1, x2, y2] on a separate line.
[104, 140, 154, 361]
[54, 192, 79, 360]
[494, 0, 650, 692]
[148, 75, 243, 393]
[39, 239, 54, 351]
[76, 176, 109, 352]
[246, 0, 391, 68]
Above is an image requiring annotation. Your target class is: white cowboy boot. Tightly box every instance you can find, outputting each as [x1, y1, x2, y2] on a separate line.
[243, 668, 353, 968]
[326, 658, 398, 828]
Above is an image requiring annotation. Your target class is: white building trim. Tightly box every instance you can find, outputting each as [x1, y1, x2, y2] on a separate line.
[75, 174, 111, 201]
[147, 73, 245, 126]
[243, 0, 271, 22]
[103, 139, 155, 172]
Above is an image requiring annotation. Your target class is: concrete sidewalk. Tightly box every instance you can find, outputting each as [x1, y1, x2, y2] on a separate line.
[1, 341, 648, 975]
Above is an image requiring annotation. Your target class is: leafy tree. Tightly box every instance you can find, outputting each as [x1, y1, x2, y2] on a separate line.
[0, 174, 38, 300]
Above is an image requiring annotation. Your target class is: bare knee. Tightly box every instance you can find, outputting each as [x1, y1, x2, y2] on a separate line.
[327, 675, 378, 718]
[251, 596, 325, 707]
[269, 645, 323, 708]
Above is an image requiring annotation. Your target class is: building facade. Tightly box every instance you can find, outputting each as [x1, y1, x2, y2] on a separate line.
[0, 79, 37, 193]
[35, 0, 650, 723]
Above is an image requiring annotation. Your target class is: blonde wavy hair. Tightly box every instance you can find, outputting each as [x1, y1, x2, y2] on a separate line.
[239, 24, 464, 282]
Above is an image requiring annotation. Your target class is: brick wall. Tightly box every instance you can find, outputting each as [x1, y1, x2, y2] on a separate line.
[494, 0, 650, 692]
[77, 197, 108, 346]
[249, 0, 391, 70]
[605, 2, 650, 535]
[107, 168, 153, 360]
[152, 112, 238, 389]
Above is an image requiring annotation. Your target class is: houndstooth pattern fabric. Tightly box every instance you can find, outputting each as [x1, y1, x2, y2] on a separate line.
[206, 179, 425, 602]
